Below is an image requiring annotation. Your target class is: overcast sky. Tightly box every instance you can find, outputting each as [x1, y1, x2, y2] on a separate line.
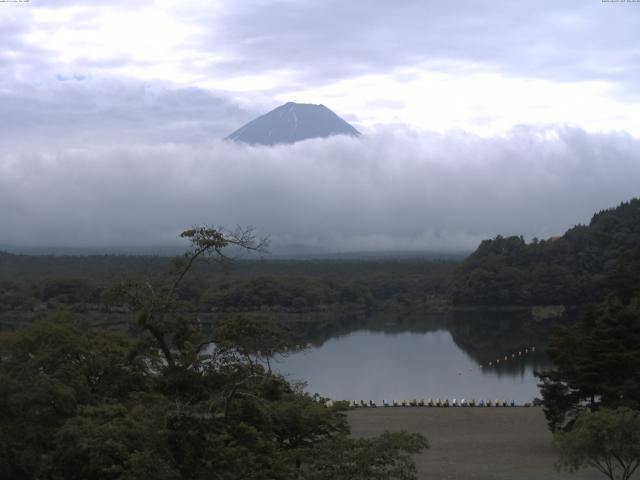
[1, 0, 639, 251]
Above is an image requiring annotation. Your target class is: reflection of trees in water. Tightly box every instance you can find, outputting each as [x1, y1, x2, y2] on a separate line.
[289, 309, 449, 348]
[446, 309, 571, 376]
[291, 308, 576, 377]
[476, 351, 548, 378]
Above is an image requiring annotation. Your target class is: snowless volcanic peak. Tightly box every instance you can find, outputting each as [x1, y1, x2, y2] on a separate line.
[225, 102, 360, 145]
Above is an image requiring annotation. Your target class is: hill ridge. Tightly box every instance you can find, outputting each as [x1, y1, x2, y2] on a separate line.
[452, 198, 640, 306]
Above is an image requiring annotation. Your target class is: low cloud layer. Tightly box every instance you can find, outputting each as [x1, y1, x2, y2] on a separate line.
[2, 127, 639, 253]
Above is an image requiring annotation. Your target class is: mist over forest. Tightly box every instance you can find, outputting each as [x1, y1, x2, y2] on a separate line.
[2, 127, 639, 252]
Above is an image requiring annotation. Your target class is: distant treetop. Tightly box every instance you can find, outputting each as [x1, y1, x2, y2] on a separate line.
[452, 198, 640, 306]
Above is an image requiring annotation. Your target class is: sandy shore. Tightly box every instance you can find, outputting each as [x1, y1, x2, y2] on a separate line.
[348, 407, 609, 480]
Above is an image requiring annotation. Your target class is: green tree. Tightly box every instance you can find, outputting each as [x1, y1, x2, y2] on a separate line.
[118, 226, 269, 372]
[269, 390, 350, 470]
[0, 313, 149, 480]
[537, 371, 579, 432]
[537, 300, 640, 431]
[50, 396, 179, 480]
[214, 314, 291, 372]
[537, 298, 640, 431]
[304, 431, 428, 480]
[1, 226, 429, 480]
[537, 247, 640, 431]
[452, 198, 640, 306]
[555, 407, 640, 480]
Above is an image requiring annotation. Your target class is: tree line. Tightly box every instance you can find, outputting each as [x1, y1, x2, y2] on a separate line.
[537, 245, 640, 479]
[0, 255, 453, 315]
[0, 227, 428, 480]
[452, 198, 640, 306]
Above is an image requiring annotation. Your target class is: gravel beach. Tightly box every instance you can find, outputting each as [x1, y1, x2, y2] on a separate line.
[348, 407, 611, 480]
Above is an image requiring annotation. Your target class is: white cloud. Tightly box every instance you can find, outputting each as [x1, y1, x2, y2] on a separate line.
[3, 1, 640, 134]
[2, 128, 639, 251]
[284, 66, 640, 136]
[1, 1, 639, 252]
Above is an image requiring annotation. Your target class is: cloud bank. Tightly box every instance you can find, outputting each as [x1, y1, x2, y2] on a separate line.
[2, 127, 639, 252]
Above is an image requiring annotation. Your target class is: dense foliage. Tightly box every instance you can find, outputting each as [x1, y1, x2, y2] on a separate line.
[452, 199, 640, 305]
[555, 407, 640, 480]
[0, 254, 454, 317]
[0, 317, 357, 479]
[537, 247, 640, 432]
[0, 227, 428, 480]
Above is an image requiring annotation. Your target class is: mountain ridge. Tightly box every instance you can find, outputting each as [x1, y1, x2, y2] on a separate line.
[225, 102, 360, 146]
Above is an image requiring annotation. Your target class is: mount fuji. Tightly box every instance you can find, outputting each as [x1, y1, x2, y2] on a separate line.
[225, 102, 360, 146]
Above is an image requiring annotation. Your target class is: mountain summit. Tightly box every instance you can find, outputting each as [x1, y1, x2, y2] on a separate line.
[225, 102, 360, 146]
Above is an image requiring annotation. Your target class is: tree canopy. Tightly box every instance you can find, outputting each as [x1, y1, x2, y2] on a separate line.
[537, 247, 640, 432]
[0, 226, 428, 480]
[452, 198, 640, 306]
[555, 407, 640, 480]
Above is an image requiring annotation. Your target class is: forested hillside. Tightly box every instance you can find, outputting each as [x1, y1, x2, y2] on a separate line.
[0, 255, 454, 337]
[0, 228, 429, 479]
[452, 198, 640, 306]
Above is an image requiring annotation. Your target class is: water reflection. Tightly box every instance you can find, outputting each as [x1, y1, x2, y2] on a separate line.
[274, 311, 557, 403]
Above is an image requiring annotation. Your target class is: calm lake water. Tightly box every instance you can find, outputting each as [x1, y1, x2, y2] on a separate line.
[274, 313, 552, 404]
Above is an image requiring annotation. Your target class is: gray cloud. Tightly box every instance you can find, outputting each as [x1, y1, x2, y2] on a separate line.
[2, 127, 639, 252]
[0, 78, 256, 147]
[189, 0, 640, 97]
[3, 1, 639, 101]
[1, 1, 638, 254]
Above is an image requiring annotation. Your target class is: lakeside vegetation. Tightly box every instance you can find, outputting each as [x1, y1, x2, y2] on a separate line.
[0, 252, 455, 341]
[0, 228, 429, 480]
[2, 199, 640, 479]
[536, 245, 640, 429]
[2, 199, 637, 336]
[452, 198, 640, 306]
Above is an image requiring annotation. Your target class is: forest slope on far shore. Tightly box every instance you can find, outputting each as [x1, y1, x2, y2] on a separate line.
[452, 198, 640, 306]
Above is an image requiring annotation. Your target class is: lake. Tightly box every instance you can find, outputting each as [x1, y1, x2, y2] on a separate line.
[273, 311, 552, 404]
